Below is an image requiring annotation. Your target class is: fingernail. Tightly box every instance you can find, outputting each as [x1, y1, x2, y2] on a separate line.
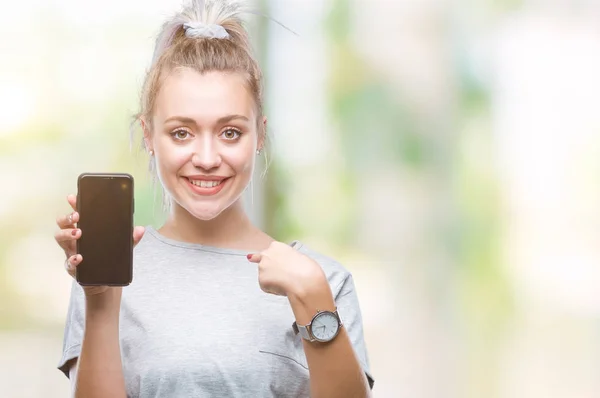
[246, 254, 252, 260]
[72, 229, 78, 236]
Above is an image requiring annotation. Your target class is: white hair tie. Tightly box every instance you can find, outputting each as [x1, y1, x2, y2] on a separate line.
[183, 22, 230, 39]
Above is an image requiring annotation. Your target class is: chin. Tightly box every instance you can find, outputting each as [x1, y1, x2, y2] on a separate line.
[185, 203, 227, 221]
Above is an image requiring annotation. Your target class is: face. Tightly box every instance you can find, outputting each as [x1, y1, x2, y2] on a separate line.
[146, 68, 262, 221]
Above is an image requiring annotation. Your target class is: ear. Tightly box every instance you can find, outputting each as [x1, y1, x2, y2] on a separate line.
[141, 117, 153, 152]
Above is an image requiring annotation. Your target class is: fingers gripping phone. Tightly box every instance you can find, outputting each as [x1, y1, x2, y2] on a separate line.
[76, 173, 135, 286]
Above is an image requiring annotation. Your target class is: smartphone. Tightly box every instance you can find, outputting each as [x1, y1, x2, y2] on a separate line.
[76, 173, 135, 286]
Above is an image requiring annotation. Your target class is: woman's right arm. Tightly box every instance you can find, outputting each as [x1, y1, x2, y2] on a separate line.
[55, 194, 144, 398]
[71, 289, 126, 398]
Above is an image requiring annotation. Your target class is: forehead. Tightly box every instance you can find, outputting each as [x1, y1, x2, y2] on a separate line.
[154, 68, 255, 123]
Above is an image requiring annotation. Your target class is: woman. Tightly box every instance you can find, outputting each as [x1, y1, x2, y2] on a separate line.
[55, 1, 374, 396]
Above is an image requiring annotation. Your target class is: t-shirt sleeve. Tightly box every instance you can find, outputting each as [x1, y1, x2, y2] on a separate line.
[335, 274, 375, 390]
[57, 279, 86, 378]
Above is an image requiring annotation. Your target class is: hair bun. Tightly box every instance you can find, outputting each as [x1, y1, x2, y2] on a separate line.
[151, 0, 246, 65]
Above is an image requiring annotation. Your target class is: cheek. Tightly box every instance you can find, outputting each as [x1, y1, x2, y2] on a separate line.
[224, 146, 255, 174]
[156, 142, 192, 171]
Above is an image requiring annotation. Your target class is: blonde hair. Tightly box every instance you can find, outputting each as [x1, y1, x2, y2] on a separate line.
[132, 0, 264, 149]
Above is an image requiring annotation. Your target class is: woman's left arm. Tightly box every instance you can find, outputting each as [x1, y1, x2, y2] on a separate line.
[248, 242, 373, 398]
[288, 276, 372, 398]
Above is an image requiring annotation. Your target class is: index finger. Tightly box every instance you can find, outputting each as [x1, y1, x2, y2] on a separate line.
[67, 194, 77, 212]
[247, 253, 262, 263]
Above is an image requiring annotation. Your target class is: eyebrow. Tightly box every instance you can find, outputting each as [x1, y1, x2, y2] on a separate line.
[163, 114, 250, 125]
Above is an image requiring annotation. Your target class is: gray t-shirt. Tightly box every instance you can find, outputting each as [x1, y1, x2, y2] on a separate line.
[58, 226, 374, 397]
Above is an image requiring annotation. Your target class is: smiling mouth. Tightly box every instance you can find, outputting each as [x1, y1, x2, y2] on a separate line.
[187, 179, 224, 188]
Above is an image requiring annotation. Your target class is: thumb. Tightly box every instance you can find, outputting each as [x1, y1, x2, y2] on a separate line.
[246, 253, 262, 263]
[133, 226, 145, 248]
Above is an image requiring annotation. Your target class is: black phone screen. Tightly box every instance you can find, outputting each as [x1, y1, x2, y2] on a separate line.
[76, 173, 134, 286]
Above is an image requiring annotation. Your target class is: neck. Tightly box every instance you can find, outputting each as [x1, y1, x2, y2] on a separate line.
[159, 199, 264, 249]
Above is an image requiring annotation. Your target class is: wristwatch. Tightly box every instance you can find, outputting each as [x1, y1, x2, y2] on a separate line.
[292, 308, 343, 343]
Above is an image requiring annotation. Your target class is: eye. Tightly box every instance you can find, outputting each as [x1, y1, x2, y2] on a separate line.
[170, 129, 191, 141]
[221, 128, 242, 141]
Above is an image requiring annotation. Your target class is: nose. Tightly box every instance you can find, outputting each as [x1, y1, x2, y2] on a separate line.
[191, 139, 222, 171]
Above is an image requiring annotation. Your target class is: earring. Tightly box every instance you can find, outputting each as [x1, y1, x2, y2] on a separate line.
[149, 150, 154, 156]
[256, 149, 261, 155]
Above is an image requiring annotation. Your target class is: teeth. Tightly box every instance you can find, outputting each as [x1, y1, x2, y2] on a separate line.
[190, 179, 222, 188]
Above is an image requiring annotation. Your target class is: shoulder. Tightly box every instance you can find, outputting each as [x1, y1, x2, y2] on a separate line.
[291, 241, 351, 295]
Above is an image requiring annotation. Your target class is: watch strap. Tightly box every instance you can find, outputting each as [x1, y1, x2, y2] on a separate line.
[292, 321, 314, 342]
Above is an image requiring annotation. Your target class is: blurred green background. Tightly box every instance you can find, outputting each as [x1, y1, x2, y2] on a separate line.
[2, 0, 600, 397]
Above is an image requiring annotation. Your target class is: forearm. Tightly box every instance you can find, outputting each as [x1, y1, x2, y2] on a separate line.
[74, 289, 126, 398]
[289, 284, 371, 398]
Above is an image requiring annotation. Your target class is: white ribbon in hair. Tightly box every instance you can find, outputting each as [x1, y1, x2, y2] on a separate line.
[183, 22, 230, 39]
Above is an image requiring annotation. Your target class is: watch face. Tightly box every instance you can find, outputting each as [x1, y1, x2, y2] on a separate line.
[311, 311, 340, 342]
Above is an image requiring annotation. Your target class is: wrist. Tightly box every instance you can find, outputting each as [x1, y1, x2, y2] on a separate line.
[85, 287, 122, 318]
[288, 275, 335, 325]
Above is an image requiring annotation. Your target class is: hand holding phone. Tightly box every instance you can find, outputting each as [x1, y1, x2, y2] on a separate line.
[74, 173, 138, 286]
[54, 194, 145, 296]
